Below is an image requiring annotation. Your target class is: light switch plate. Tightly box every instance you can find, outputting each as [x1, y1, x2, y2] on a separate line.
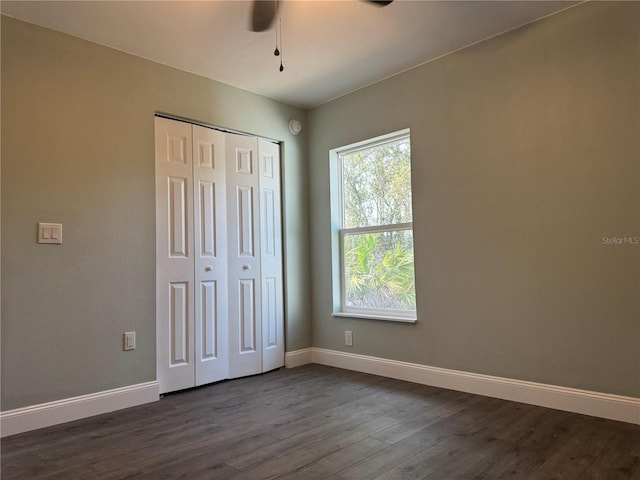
[124, 332, 136, 351]
[38, 223, 63, 244]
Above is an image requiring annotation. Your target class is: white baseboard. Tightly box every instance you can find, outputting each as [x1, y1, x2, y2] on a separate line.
[1, 381, 159, 437]
[284, 348, 313, 368]
[3, 350, 637, 437]
[311, 348, 640, 425]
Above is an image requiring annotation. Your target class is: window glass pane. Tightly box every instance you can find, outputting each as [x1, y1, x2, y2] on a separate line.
[343, 229, 415, 311]
[341, 137, 412, 228]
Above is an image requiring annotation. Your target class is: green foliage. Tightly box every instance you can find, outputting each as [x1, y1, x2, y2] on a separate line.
[344, 232, 416, 311]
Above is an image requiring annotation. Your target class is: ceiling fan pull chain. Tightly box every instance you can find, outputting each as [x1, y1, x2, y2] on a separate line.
[274, 5, 280, 57]
[279, 17, 284, 72]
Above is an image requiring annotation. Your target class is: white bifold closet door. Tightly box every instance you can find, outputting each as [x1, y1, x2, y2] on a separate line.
[226, 135, 284, 378]
[257, 138, 285, 374]
[155, 117, 283, 395]
[193, 125, 229, 387]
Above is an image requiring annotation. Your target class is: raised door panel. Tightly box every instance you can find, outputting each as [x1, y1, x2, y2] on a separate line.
[169, 282, 189, 365]
[263, 277, 277, 349]
[193, 125, 228, 386]
[226, 134, 262, 379]
[259, 139, 284, 372]
[155, 117, 195, 394]
[169, 177, 188, 257]
[200, 280, 218, 359]
[239, 279, 257, 352]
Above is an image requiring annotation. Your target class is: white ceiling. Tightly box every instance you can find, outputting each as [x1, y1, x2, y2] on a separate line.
[1, 0, 579, 109]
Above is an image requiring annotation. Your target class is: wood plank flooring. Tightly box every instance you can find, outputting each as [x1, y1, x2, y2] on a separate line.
[2, 364, 639, 479]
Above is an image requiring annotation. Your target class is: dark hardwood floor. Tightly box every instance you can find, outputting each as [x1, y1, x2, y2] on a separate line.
[2, 364, 639, 479]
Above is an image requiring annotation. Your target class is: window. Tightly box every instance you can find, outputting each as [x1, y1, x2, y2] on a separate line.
[331, 130, 416, 322]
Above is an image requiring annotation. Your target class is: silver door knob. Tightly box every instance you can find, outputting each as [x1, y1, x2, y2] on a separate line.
[205, 265, 212, 272]
[242, 264, 251, 270]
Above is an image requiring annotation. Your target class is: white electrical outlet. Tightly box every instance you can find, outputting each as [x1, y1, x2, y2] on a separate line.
[345, 330, 353, 347]
[124, 332, 136, 351]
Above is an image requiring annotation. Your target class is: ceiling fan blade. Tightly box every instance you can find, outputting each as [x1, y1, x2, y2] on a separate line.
[250, 0, 278, 32]
[366, 0, 394, 6]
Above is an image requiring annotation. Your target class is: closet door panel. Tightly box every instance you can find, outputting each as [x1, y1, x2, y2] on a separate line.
[155, 117, 195, 394]
[193, 125, 229, 386]
[227, 135, 262, 378]
[259, 139, 285, 372]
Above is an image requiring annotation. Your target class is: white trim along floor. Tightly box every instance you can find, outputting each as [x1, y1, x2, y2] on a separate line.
[286, 348, 640, 426]
[3, 348, 638, 437]
[1, 381, 159, 437]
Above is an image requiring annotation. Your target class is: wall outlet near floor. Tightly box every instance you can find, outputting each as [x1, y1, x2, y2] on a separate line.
[124, 332, 136, 351]
[345, 330, 353, 347]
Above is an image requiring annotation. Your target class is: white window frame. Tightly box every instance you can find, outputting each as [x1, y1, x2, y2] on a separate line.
[330, 129, 417, 323]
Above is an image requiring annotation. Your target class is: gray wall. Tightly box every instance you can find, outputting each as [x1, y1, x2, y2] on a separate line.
[308, 2, 639, 397]
[2, 1, 639, 412]
[1, 16, 311, 410]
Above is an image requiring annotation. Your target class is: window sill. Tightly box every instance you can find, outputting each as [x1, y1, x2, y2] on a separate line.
[332, 312, 417, 324]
